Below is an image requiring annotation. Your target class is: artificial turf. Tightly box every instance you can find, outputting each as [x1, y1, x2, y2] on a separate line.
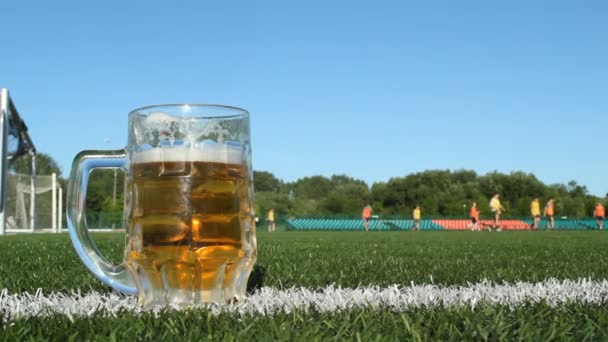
[1, 230, 607, 340]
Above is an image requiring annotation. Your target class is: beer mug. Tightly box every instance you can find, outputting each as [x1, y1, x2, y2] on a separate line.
[67, 104, 256, 306]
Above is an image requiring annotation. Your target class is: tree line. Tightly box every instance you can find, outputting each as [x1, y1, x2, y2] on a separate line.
[10, 153, 606, 226]
[255, 169, 606, 220]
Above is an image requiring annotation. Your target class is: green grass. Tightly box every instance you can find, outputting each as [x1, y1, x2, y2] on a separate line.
[3, 305, 608, 341]
[259, 231, 608, 288]
[1, 231, 607, 293]
[1, 231, 608, 340]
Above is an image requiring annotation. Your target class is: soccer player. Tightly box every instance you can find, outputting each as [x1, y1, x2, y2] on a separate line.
[362, 204, 373, 232]
[412, 205, 421, 231]
[468, 202, 480, 231]
[267, 208, 276, 232]
[489, 194, 505, 231]
[594, 202, 605, 230]
[530, 198, 541, 230]
[544, 199, 555, 230]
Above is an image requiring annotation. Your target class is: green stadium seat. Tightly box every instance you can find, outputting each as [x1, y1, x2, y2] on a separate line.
[284, 217, 606, 231]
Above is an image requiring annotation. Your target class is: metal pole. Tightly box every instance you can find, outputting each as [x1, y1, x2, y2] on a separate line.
[58, 186, 63, 232]
[30, 151, 36, 232]
[51, 173, 57, 232]
[113, 169, 117, 206]
[0, 89, 9, 235]
[15, 175, 19, 220]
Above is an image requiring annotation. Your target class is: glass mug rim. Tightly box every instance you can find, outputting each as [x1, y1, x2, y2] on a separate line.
[129, 103, 249, 119]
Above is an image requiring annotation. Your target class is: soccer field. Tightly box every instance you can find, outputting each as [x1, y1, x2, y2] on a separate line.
[1, 231, 608, 340]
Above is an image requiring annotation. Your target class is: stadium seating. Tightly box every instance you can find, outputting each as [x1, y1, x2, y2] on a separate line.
[287, 218, 380, 231]
[576, 219, 601, 230]
[286, 218, 602, 231]
[432, 219, 468, 230]
[434, 219, 531, 231]
[522, 218, 600, 230]
[286, 218, 444, 231]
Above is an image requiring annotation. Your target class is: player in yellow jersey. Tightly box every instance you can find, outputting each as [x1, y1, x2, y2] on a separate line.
[489, 194, 505, 231]
[412, 206, 421, 231]
[530, 198, 541, 230]
[267, 208, 276, 232]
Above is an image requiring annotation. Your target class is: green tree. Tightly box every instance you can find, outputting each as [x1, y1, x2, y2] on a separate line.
[253, 171, 282, 193]
[10, 152, 61, 175]
[370, 169, 601, 218]
[86, 169, 125, 228]
[290, 176, 334, 200]
[322, 181, 370, 215]
[284, 175, 372, 216]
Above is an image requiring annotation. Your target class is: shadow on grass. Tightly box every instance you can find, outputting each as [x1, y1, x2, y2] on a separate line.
[247, 264, 266, 294]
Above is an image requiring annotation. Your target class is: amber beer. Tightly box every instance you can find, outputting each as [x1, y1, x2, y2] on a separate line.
[124, 146, 255, 305]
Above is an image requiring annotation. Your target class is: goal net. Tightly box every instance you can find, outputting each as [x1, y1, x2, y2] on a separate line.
[4, 172, 62, 232]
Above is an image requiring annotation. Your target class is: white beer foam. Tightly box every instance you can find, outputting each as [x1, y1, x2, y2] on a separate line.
[146, 111, 176, 124]
[132, 144, 243, 164]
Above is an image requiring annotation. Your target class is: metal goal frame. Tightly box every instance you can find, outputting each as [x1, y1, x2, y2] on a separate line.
[0, 88, 37, 234]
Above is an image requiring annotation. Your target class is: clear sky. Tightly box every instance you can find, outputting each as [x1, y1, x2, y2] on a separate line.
[2, 1, 607, 195]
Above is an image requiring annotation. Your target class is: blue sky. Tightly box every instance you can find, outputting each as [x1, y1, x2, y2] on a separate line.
[2, 0, 608, 195]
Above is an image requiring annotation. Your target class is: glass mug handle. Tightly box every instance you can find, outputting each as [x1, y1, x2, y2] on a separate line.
[66, 149, 136, 295]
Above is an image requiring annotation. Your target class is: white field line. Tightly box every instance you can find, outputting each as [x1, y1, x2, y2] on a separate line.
[1, 278, 608, 322]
